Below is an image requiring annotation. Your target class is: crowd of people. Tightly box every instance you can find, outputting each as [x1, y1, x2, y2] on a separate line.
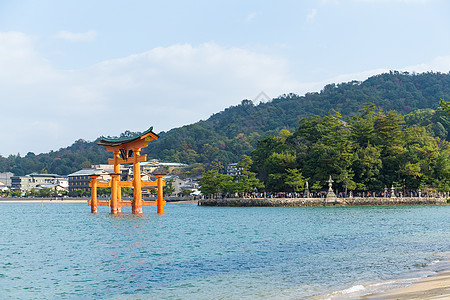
[210, 190, 447, 199]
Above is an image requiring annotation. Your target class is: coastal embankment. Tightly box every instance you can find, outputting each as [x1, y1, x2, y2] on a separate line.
[198, 197, 447, 207]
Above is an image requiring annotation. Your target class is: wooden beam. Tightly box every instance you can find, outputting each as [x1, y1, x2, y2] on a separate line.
[108, 154, 146, 165]
[141, 181, 157, 187]
[88, 200, 110, 206]
[89, 182, 110, 188]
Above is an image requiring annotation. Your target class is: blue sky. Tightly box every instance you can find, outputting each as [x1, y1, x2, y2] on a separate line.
[1, 0, 449, 156]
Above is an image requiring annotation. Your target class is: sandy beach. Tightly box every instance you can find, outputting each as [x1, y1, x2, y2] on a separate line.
[364, 270, 450, 299]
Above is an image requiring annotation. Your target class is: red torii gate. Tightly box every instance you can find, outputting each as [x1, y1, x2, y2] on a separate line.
[89, 127, 166, 214]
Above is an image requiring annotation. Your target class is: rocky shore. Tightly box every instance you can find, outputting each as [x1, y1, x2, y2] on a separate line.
[198, 197, 448, 207]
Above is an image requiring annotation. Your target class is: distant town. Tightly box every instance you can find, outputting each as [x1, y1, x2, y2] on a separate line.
[0, 159, 243, 199]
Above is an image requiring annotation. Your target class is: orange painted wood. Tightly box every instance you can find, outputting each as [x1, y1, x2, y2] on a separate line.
[108, 154, 146, 165]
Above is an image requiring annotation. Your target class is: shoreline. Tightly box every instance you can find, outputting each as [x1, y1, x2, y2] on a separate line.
[199, 197, 448, 207]
[364, 269, 450, 299]
[0, 198, 198, 204]
[321, 258, 450, 299]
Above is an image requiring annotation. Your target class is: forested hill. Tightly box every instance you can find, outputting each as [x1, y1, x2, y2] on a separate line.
[2, 71, 450, 176]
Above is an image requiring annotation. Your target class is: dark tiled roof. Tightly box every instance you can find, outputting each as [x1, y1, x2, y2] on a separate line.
[97, 127, 157, 147]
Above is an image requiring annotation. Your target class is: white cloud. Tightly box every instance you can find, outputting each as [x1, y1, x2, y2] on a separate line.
[354, 0, 430, 3]
[309, 56, 450, 93]
[306, 9, 318, 22]
[0, 34, 299, 156]
[321, 0, 340, 4]
[81, 42, 300, 124]
[402, 56, 450, 74]
[245, 12, 257, 23]
[54, 30, 97, 42]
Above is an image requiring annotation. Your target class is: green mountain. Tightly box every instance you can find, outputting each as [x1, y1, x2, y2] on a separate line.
[144, 71, 450, 164]
[2, 71, 450, 176]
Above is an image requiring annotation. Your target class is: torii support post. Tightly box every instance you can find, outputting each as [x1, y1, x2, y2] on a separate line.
[90, 175, 99, 213]
[132, 148, 143, 214]
[155, 174, 165, 214]
[107, 150, 122, 214]
[110, 173, 120, 214]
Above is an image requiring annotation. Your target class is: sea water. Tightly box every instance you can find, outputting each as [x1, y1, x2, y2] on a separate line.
[0, 202, 449, 299]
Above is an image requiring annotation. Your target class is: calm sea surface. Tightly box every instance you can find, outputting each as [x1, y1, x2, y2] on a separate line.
[0, 202, 449, 299]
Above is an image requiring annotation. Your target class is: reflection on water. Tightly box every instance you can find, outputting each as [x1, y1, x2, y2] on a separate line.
[0, 203, 449, 299]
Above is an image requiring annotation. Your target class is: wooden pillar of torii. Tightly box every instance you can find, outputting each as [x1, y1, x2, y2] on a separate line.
[89, 127, 166, 214]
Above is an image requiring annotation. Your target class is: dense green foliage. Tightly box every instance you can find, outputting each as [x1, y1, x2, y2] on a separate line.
[1, 71, 450, 176]
[199, 155, 263, 197]
[252, 104, 450, 192]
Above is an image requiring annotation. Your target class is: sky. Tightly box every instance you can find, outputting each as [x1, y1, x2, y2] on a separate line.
[1, 0, 450, 156]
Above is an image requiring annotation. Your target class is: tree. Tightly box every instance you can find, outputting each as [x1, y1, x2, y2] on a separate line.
[210, 159, 224, 172]
[12, 190, 22, 197]
[234, 155, 264, 194]
[292, 113, 354, 190]
[439, 98, 450, 115]
[199, 170, 232, 198]
[251, 133, 288, 183]
[351, 144, 382, 190]
[284, 168, 307, 192]
[121, 187, 133, 197]
[265, 152, 297, 191]
[349, 102, 377, 147]
[180, 189, 193, 196]
[163, 179, 176, 196]
[250, 103, 450, 193]
[373, 110, 407, 185]
[97, 187, 111, 196]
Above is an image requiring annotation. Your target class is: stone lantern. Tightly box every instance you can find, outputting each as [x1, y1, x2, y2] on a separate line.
[390, 185, 396, 198]
[326, 176, 338, 203]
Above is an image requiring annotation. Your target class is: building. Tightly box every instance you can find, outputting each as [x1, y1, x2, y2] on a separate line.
[0, 172, 14, 187]
[35, 183, 68, 195]
[56, 176, 69, 189]
[11, 173, 66, 192]
[91, 164, 114, 172]
[163, 175, 186, 196]
[179, 178, 200, 196]
[68, 169, 111, 192]
[226, 163, 240, 176]
[140, 160, 188, 174]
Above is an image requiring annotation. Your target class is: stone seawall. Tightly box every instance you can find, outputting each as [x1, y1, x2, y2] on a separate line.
[198, 197, 448, 207]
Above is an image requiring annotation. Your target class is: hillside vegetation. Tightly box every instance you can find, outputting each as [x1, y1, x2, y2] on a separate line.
[1, 71, 450, 176]
[251, 104, 450, 193]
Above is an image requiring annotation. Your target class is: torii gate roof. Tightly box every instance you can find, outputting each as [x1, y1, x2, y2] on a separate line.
[97, 127, 159, 148]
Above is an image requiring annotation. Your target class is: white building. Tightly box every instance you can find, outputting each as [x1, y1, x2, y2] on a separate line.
[140, 160, 188, 174]
[0, 172, 14, 187]
[11, 173, 66, 192]
[226, 163, 240, 176]
[163, 175, 186, 196]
